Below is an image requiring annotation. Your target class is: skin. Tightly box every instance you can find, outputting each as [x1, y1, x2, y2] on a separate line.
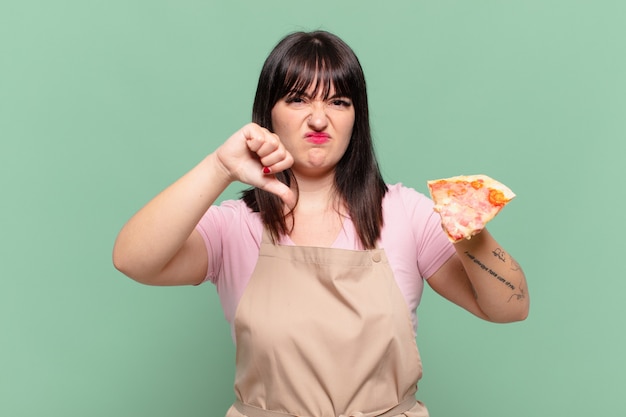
[271, 89, 354, 178]
[270, 87, 355, 246]
[112, 84, 529, 323]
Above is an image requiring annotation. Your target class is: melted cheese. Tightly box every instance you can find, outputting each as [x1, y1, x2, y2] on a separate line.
[427, 174, 515, 242]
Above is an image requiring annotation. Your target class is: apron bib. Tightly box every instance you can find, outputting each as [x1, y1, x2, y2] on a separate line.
[227, 231, 428, 417]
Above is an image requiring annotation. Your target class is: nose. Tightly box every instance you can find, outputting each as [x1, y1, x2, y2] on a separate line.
[307, 102, 328, 131]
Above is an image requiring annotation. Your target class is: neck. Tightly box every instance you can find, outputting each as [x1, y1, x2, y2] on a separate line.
[290, 171, 343, 215]
[286, 171, 347, 247]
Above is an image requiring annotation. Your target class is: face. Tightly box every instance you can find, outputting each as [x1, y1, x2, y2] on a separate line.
[271, 83, 355, 179]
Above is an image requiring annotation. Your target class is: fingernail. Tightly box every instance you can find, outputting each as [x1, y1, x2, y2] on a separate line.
[262, 166, 271, 174]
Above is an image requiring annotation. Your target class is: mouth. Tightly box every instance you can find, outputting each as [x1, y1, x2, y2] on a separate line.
[305, 132, 330, 145]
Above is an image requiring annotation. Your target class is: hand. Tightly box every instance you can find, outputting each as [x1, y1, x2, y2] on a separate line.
[215, 123, 296, 208]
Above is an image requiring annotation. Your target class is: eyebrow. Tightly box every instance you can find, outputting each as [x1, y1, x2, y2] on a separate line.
[286, 90, 349, 100]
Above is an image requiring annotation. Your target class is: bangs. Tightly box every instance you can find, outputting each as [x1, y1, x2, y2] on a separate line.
[253, 31, 368, 131]
[278, 47, 354, 100]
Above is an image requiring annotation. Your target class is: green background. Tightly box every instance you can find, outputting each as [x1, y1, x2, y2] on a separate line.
[2, 0, 624, 416]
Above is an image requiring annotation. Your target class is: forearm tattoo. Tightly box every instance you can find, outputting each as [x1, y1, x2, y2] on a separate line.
[465, 250, 526, 302]
[492, 248, 507, 262]
[508, 283, 526, 302]
[492, 247, 521, 271]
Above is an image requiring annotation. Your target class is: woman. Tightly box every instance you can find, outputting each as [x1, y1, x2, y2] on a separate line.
[113, 31, 529, 417]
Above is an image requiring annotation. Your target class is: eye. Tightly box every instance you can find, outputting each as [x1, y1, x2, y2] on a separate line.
[330, 98, 352, 108]
[284, 94, 307, 105]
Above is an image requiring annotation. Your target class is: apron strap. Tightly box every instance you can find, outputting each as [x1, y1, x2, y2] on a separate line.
[233, 396, 417, 417]
[260, 226, 274, 245]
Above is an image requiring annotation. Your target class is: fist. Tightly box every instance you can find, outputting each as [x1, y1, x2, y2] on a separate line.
[215, 123, 296, 207]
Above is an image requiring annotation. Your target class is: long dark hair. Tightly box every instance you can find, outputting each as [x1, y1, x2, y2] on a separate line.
[242, 31, 387, 249]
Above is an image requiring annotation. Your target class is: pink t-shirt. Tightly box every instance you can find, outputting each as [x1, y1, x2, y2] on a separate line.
[196, 183, 456, 339]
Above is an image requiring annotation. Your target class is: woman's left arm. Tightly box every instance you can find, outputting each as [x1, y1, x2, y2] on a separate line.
[427, 229, 529, 323]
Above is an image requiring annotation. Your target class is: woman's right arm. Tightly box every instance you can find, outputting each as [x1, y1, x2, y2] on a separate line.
[112, 123, 295, 286]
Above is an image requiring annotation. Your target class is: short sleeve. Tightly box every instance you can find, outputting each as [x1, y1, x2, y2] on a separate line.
[194, 199, 262, 284]
[384, 184, 455, 279]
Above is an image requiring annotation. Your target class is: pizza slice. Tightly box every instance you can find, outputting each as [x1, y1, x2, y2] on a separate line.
[427, 174, 516, 242]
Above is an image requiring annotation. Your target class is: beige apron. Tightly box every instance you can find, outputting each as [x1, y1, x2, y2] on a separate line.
[226, 231, 429, 417]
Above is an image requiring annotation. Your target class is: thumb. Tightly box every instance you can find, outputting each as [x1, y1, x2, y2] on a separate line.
[259, 177, 297, 210]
